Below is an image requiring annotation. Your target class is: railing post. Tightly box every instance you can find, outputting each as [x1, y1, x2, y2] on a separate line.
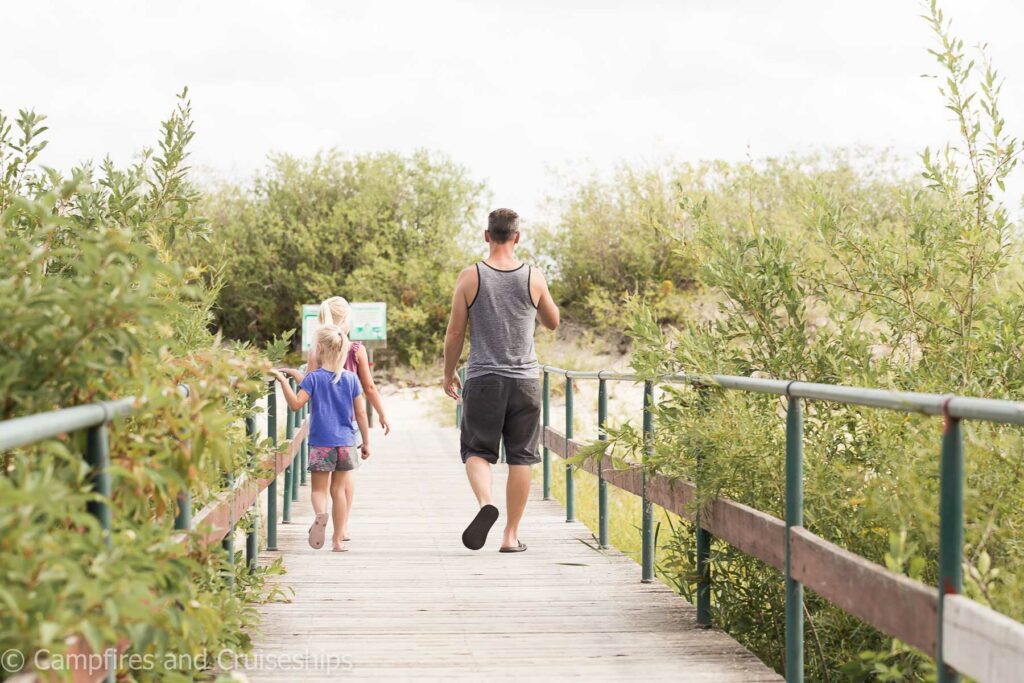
[565, 376, 575, 522]
[542, 370, 551, 500]
[937, 412, 964, 683]
[696, 387, 712, 626]
[696, 477, 712, 627]
[300, 404, 308, 485]
[283, 380, 294, 523]
[641, 380, 655, 583]
[245, 415, 259, 571]
[85, 424, 112, 547]
[222, 464, 235, 586]
[597, 377, 609, 549]
[289, 379, 299, 503]
[785, 394, 804, 682]
[266, 381, 278, 550]
[174, 490, 192, 531]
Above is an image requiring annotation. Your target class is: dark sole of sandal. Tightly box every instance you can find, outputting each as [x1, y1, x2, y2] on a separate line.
[499, 542, 527, 553]
[462, 504, 499, 550]
[308, 513, 329, 549]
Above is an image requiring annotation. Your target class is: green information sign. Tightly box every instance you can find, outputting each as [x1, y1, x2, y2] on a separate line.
[301, 301, 387, 351]
[350, 302, 387, 342]
[301, 304, 321, 352]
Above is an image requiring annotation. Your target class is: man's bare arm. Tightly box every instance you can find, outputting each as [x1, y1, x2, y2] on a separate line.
[530, 268, 560, 331]
[442, 267, 474, 398]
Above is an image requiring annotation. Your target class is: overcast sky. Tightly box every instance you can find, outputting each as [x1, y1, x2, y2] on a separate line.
[3, 0, 1023, 221]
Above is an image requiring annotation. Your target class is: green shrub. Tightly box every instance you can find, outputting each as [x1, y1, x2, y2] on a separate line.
[602, 4, 1023, 679]
[536, 149, 920, 336]
[534, 163, 697, 330]
[1, 91, 280, 680]
[179, 150, 485, 366]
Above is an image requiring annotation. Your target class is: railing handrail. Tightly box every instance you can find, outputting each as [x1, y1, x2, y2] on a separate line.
[539, 364, 1024, 425]
[0, 398, 136, 451]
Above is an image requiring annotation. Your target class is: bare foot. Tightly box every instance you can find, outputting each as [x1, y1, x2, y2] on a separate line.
[332, 541, 348, 552]
[501, 528, 518, 548]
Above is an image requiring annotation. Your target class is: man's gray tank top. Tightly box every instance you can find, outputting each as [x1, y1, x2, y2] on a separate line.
[466, 261, 540, 380]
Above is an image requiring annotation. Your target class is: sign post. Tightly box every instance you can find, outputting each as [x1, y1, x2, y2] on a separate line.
[349, 303, 387, 427]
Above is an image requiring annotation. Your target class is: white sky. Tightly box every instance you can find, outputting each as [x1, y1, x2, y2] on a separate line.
[3, 0, 1023, 221]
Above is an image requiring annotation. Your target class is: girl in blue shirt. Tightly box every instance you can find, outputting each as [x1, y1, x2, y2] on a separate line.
[275, 325, 369, 552]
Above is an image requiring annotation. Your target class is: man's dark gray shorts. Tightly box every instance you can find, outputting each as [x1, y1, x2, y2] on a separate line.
[460, 374, 542, 466]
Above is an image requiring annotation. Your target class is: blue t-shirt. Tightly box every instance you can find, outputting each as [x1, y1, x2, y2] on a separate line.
[299, 368, 362, 447]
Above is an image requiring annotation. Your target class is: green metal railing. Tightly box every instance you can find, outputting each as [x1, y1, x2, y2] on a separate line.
[0, 378, 309, 681]
[535, 364, 1024, 683]
[0, 399, 136, 547]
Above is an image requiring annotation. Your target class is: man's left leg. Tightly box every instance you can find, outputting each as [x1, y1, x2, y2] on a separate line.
[502, 465, 531, 547]
[460, 375, 504, 550]
[500, 377, 543, 551]
[465, 455, 494, 506]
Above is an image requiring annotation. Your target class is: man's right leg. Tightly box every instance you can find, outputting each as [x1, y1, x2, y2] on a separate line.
[497, 377, 543, 552]
[465, 454, 493, 506]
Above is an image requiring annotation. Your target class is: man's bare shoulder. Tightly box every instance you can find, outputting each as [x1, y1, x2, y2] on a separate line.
[456, 264, 481, 289]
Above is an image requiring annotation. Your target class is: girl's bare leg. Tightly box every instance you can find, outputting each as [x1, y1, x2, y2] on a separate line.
[329, 471, 352, 550]
[310, 472, 331, 515]
[342, 475, 355, 538]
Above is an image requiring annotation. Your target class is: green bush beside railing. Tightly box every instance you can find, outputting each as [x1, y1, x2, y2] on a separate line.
[518, 364, 1024, 683]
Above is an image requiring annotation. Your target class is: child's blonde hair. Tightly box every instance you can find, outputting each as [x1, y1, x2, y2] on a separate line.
[316, 325, 351, 384]
[318, 296, 351, 334]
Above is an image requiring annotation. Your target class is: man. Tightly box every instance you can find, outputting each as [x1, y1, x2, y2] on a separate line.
[443, 208, 560, 552]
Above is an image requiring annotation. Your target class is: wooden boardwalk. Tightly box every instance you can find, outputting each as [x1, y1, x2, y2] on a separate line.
[246, 415, 781, 681]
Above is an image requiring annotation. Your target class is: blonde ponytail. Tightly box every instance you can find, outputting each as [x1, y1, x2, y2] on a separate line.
[315, 325, 352, 385]
[318, 296, 351, 334]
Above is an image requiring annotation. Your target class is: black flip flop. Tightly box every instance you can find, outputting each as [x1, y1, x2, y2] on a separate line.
[462, 504, 499, 550]
[499, 541, 527, 553]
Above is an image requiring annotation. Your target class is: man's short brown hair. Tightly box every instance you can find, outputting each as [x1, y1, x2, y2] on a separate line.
[487, 208, 519, 244]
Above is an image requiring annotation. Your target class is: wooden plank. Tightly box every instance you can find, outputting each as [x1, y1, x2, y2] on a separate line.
[601, 461, 644, 497]
[703, 498, 786, 572]
[544, 427, 644, 496]
[789, 526, 937, 654]
[191, 418, 309, 547]
[543, 426, 567, 457]
[246, 408, 782, 681]
[646, 474, 696, 521]
[542, 428, 781, 570]
[943, 594, 1024, 682]
[544, 428, 782, 569]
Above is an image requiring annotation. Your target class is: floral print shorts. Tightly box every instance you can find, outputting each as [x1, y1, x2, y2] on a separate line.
[308, 446, 356, 472]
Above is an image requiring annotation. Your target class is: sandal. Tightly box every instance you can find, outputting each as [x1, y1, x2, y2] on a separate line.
[308, 512, 329, 549]
[462, 504, 499, 550]
[499, 541, 527, 553]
